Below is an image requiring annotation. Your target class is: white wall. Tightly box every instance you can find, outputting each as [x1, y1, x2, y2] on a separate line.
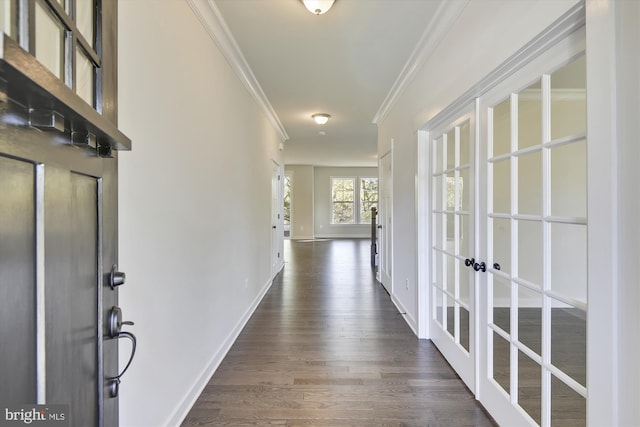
[285, 165, 314, 240]
[117, 2, 283, 426]
[314, 167, 378, 238]
[377, 0, 580, 331]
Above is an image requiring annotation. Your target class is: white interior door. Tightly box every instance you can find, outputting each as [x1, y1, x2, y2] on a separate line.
[478, 46, 587, 427]
[429, 111, 477, 390]
[271, 160, 283, 277]
[378, 151, 392, 291]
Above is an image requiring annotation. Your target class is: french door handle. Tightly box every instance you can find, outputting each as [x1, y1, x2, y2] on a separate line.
[464, 258, 475, 267]
[474, 261, 487, 272]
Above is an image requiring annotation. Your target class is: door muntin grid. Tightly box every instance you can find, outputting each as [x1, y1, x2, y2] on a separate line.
[486, 55, 587, 426]
[432, 119, 473, 353]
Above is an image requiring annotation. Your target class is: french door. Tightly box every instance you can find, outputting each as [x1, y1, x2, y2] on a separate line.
[425, 21, 588, 427]
[429, 111, 476, 390]
[478, 48, 587, 427]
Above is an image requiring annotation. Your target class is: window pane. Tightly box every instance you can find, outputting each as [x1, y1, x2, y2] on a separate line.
[283, 175, 292, 225]
[359, 178, 378, 224]
[518, 350, 541, 426]
[76, 47, 94, 107]
[332, 178, 354, 224]
[76, 0, 94, 46]
[551, 375, 586, 426]
[551, 303, 586, 387]
[493, 332, 510, 395]
[1, 1, 12, 38]
[35, 1, 64, 79]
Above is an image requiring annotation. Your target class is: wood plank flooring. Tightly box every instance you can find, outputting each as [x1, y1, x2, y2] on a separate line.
[182, 239, 496, 426]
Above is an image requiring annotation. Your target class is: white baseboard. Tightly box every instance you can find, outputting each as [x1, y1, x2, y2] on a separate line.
[391, 293, 418, 336]
[166, 275, 275, 426]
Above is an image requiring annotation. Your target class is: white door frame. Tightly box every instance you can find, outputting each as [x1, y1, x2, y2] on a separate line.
[378, 147, 393, 293]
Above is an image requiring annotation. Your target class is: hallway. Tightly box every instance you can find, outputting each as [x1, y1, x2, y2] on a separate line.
[182, 239, 495, 426]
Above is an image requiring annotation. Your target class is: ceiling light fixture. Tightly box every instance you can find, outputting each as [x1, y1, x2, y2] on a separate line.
[301, 0, 336, 15]
[312, 113, 331, 125]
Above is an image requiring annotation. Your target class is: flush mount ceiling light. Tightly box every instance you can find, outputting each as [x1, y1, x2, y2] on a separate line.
[312, 113, 331, 125]
[301, 0, 336, 15]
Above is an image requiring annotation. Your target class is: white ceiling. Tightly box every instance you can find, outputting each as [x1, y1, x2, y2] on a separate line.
[213, 0, 445, 167]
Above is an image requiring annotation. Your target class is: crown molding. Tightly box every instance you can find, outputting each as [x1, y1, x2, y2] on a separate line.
[372, 1, 470, 126]
[186, 0, 289, 142]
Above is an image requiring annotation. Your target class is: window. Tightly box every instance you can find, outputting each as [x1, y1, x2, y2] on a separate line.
[331, 177, 378, 224]
[331, 178, 355, 224]
[360, 177, 379, 224]
[283, 174, 292, 226]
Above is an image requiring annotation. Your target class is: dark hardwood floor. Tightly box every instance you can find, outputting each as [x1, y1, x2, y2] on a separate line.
[182, 239, 496, 426]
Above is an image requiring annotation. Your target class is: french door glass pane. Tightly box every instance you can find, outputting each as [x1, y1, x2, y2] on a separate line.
[550, 140, 586, 218]
[434, 250, 443, 288]
[459, 120, 470, 166]
[433, 175, 443, 211]
[460, 168, 469, 211]
[518, 286, 542, 355]
[459, 261, 470, 306]
[492, 160, 510, 214]
[550, 223, 587, 303]
[435, 288, 444, 325]
[551, 303, 586, 386]
[518, 351, 542, 425]
[551, 56, 586, 140]
[460, 306, 470, 352]
[446, 129, 455, 170]
[434, 214, 444, 250]
[517, 220, 542, 286]
[551, 375, 586, 425]
[446, 213, 454, 241]
[445, 253, 455, 293]
[492, 276, 511, 334]
[446, 173, 455, 211]
[518, 80, 542, 149]
[492, 218, 511, 274]
[492, 98, 511, 157]
[446, 301, 455, 337]
[434, 136, 444, 173]
[35, 1, 64, 79]
[460, 214, 470, 256]
[518, 151, 542, 216]
[493, 332, 510, 395]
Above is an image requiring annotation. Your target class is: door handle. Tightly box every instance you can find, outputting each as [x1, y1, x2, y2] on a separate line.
[464, 258, 475, 267]
[474, 261, 487, 272]
[110, 264, 126, 289]
[107, 306, 137, 398]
